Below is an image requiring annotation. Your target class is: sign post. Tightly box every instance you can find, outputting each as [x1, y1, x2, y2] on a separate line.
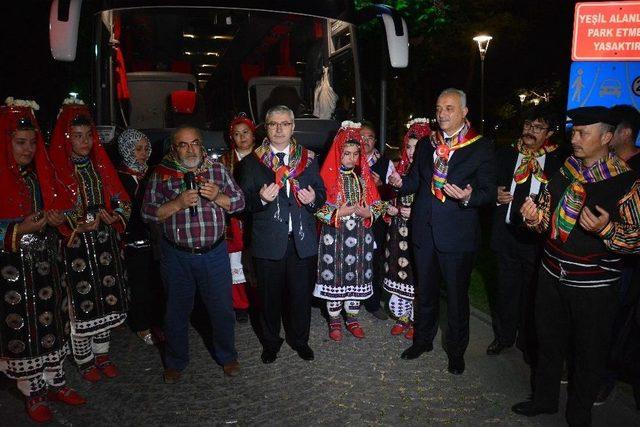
[572, 1, 640, 61]
[568, 1, 640, 142]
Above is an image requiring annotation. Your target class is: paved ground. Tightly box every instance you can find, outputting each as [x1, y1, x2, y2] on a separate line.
[2, 305, 639, 426]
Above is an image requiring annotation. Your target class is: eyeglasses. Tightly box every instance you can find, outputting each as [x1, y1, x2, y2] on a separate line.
[174, 140, 201, 150]
[361, 136, 377, 142]
[266, 121, 293, 129]
[523, 121, 549, 133]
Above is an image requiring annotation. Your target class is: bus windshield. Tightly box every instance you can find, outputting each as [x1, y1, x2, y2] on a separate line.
[99, 7, 358, 132]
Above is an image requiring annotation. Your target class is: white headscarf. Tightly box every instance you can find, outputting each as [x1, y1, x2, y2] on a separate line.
[117, 128, 150, 174]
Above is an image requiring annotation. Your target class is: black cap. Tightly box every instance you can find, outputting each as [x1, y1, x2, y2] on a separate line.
[567, 106, 617, 127]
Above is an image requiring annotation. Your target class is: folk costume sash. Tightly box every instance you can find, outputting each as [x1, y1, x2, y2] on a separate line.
[513, 139, 559, 185]
[550, 154, 630, 242]
[431, 122, 481, 202]
[154, 150, 212, 187]
[253, 137, 311, 204]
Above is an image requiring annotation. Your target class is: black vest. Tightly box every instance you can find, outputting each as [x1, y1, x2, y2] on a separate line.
[542, 169, 637, 287]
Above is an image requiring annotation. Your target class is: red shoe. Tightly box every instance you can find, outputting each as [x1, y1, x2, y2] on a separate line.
[26, 395, 52, 423]
[346, 322, 365, 339]
[404, 326, 414, 340]
[95, 355, 120, 378]
[329, 323, 343, 342]
[391, 323, 408, 336]
[48, 386, 86, 405]
[81, 365, 102, 383]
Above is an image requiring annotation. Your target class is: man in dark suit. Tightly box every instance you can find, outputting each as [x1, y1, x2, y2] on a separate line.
[238, 105, 326, 364]
[389, 88, 496, 374]
[488, 107, 564, 361]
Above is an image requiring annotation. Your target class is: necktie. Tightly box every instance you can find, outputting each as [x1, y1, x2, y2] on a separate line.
[274, 152, 290, 199]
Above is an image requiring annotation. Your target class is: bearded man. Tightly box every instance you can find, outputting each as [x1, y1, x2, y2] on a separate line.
[142, 125, 245, 382]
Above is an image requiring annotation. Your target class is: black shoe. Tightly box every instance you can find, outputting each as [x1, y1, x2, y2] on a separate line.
[486, 339, 510, 356]
[261, 349, 278, 364]
[235, 310, 249, 323]
[511, 400, 558, 417]
[295, 345, 315, 361]
[447, 357, 465, 375]
[368, 307, 389, 320]
[400, 343, 433, 360]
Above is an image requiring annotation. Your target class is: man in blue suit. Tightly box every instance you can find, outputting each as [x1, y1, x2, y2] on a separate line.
[389, 88, 496, 374]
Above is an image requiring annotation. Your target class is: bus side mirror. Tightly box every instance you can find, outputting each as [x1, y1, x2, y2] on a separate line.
[380, 13, 408, 68]
[49, 0, 83, 61]
[357, 4, 409, 69]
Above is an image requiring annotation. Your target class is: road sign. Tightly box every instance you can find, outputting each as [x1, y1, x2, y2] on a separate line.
[568, 61, 640, 110]
[572, 1, 640, 61]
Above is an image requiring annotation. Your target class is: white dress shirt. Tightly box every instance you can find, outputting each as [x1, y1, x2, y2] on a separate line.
[504, 152, 547, 224]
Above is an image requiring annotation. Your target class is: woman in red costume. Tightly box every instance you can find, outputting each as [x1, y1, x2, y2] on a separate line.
[49, 99, 131, 383]
[0, 99, 85, 423]
[219, 114, 255, 322]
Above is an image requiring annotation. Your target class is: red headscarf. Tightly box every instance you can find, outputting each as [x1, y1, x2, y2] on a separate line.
[221, 113, 256, 173]
[320, 122, 381, 209]
[228, 113, 256, 141]
[0, 104, 74, 219]
[48, 103, 130, 212]
[397, 119, 431, 176]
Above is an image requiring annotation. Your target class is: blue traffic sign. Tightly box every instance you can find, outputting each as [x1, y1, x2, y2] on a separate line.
[567, 61, 640, 110]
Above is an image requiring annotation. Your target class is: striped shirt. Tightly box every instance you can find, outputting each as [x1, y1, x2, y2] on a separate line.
[529, 178, 640, 287]
[141, 162, 245, 248]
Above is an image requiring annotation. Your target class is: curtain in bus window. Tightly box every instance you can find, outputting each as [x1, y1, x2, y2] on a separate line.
[113, 15, 130, 100]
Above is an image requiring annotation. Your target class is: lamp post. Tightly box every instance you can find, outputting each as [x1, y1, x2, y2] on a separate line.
[518, 93, 527, 105]
[473, 34, 492, 134]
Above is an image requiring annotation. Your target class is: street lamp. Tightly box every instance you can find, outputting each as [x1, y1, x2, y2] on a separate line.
[473, 34, 492, 133]
[518, 93, 527, 105]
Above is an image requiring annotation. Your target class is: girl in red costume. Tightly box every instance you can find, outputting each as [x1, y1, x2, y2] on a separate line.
[313, 121, 396, 341]
[49, 99, 131, 383]
[0, 99, 85, 423]
[383, 118, 431, 339]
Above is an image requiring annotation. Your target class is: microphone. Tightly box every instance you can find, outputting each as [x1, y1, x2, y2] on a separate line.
[183, 172, 198, 217]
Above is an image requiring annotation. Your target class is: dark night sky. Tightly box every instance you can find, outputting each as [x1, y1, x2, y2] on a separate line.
[0, 1, 577, 133]
[0, 2, 78, 129]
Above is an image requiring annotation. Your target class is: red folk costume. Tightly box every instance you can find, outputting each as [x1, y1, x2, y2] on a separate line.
[48, 103, 131, 237]
[314, 122, 388, 340]
[48, 101, 131, 381]
[383, 118, 430, 336]
[219, 115, 256, 312]
[318, 123, 383, 228]
[0, 101, 84, 422]
[0, 105, 74, 231]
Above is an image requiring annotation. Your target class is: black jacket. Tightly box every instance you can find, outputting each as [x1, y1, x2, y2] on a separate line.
[400, 134, 496, 252]
[490, 145, 565, 252]
[237, 152, 326, 260]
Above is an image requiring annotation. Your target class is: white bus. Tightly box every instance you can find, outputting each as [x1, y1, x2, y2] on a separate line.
[50, 0, 408, 160]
